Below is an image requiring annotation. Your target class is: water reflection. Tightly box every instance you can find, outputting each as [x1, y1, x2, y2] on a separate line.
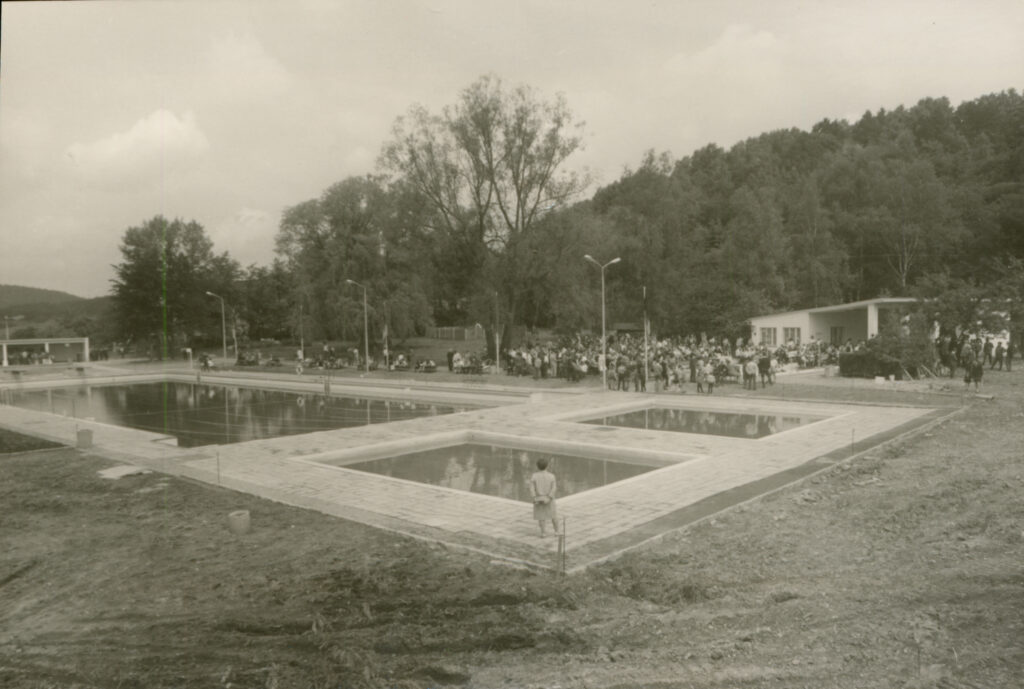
[341, 444, 656, 502]
[583, 408, 822, 439]
[9, 382, 471, 448]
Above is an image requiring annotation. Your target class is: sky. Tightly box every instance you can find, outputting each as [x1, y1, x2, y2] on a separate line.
[1, 0, 1022, 298]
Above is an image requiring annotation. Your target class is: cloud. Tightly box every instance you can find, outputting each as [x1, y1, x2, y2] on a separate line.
[664, 24, 787, 86]
[64, 109, 209, 187]
[209, 207, 278, 267]
[206, 31, 290, 100]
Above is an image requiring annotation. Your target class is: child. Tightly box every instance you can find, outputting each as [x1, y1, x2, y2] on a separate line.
[530, 458, 559, 537]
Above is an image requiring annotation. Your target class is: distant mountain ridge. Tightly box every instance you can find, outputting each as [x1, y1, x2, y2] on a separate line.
[0, 284, 84, 311]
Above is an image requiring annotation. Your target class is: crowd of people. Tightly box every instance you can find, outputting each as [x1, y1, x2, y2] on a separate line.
[498, 333, 849, 393]
[218, 329, 1014, 394]
[938, 334, 1013, 390]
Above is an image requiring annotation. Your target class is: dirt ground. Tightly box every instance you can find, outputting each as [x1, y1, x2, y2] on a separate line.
[1, 370, 1022, 688]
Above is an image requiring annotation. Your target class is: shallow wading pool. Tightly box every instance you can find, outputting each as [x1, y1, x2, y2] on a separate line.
[580, 407, 827, 439]
[325, 442, 661, 502]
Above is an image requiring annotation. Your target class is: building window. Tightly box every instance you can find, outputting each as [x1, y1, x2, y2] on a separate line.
[830, 326, 844, 345]
[783, 328, 801, 345]
[760, 327, 777, 346]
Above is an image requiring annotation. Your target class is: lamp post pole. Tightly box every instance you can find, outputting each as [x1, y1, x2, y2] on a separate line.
[345, 280, 370, 373]
[584, 255, 621, 389]
[494, 290, 501, 374]
[205, 291, 227, 361]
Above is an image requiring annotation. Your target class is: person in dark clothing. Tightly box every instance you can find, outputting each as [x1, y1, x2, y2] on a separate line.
[757, 352, 772, 388]
[992, 342, 1005, 370]
[983, 338, 994, 366]
[966, 359, 984, 391]
[446, 348, 455, 372]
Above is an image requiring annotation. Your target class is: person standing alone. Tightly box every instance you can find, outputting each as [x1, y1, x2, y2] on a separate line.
[530, 458, 559, 538]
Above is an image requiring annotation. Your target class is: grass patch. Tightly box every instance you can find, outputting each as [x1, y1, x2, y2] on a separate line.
[0, 428, 63, 454]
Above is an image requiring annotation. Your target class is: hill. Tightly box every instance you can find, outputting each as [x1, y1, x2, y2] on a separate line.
[4, 296, 113, 321]
[0, 284, 84, 311]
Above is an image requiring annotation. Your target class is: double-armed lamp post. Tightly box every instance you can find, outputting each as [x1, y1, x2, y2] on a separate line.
[205, 291, 227, 361]
[583, 254, 621, 389]
[345, 279, 370, 373]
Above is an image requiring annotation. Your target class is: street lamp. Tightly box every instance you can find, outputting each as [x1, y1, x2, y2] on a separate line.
[584, 254, 621, 389]
[345, 279, 370, 373]
[205, 291, 227, 361]
[494, 290, 501, 374]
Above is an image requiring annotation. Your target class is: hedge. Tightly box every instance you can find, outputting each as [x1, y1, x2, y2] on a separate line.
[838, 351, 905, 379]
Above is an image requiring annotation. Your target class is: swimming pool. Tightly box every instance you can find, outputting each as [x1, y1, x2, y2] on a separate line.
[581, 407, 825, 439]
[6, 382, 473, 447]
[327, 443, 660, 501]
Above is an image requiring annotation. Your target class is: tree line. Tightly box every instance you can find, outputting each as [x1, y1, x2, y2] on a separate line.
[108, 78, 1024, 354]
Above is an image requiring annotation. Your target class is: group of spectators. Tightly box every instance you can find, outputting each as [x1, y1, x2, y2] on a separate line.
[221, 331, 1015, 395]
[498, 333, 848, 393]
[938, 335, 1014, 390]
[6, 350, 55, 366]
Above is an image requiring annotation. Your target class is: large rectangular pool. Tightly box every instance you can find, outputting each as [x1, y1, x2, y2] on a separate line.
[327, 443, 659, 502]
[581, 407, 825, 439]
[7, 382, 472, 447]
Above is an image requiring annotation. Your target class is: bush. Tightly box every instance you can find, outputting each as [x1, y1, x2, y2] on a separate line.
[838, 311, 936, 379]
[839, 350, 903, 379]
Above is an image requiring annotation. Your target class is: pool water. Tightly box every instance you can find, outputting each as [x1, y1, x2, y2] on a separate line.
[332, 443, 658, 502]
[582, 407, 824, 439]
[7, 382, 471, 447]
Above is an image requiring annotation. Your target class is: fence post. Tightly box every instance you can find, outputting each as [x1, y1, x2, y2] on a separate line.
[557, 517, 567, 575]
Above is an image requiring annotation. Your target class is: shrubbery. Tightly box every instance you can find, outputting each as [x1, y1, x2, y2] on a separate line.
[839, 311, 936, 380]
[838, 350, 903, 379]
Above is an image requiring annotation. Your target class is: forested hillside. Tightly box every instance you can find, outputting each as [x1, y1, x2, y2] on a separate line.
[0, 285, 83, 310]
[579, 90, 1024, 335]
[103, 85, 1024, 349]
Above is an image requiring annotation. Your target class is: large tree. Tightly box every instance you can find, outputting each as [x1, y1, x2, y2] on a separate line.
[110, 216, 238, 355]
[380, 74, 588, 328]
[275, 176, 435, 344]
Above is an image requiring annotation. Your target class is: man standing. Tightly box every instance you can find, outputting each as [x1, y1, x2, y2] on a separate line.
[992, 341, 1006, 370]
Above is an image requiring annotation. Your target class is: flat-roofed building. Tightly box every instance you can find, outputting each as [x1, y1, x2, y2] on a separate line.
[1, 337, 90, 367]
[748, 298, 918, 347]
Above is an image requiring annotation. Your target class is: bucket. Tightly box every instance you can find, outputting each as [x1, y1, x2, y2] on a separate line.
[227, 510, 251, 535]
[76, 428, 93, 449]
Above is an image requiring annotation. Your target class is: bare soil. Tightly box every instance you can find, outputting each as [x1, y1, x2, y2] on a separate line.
[1, 371, 1022, 688]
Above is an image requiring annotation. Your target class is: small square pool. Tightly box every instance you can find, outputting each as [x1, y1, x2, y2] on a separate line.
[580, 407, 825, 439]
[325, 443, 660, 502]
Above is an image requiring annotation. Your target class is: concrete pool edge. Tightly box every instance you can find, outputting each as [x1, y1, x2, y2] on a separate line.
[0, 370, 529, 408]
[1, 382, 952, 572]
[561, 405, 962, 573]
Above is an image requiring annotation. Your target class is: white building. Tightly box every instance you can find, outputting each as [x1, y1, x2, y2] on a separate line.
[747, 297, 918, 347]
[1, 337, 91, 367]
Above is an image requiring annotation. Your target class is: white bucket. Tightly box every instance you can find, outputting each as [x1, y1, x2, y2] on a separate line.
[227, 510, 251, 535]
[76, 428, 93, 449]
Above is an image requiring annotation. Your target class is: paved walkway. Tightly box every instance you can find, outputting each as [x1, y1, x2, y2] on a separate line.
[0, 368, 941, 569]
